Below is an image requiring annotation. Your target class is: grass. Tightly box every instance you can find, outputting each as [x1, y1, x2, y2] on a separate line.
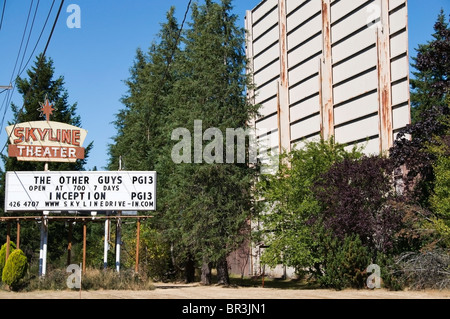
[10, 267, 154, 292]
[1, 265, 316, 292]
[229, 275, 320, 290]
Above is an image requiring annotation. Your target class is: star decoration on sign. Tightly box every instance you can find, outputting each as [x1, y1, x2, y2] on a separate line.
[38, 95, 57, 121]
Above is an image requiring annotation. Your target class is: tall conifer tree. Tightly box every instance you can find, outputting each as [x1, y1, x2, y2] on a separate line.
[410, 9, 449, 123]
[2, 54, 92, 172]
[109, 1, 259, 284]
[0, 54, 93, 266]
[164, 0, 259, 285]
[108, 8, 183, 278]
[109, 7, 180, 171]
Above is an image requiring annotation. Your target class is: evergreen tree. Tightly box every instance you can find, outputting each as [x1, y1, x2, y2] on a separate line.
[108, 8, 182, 279]
[389, 10, 450, 268]
[108, 7, 181, 171]
[2, 53, 92, 172]
[163, 0, 259, 285]
[410, 9, 449, 123]
[109, 48, 148, 171]
[0, 54, 93, 268]
[109, 1, 259, 285]
[391, 10, 450, 208]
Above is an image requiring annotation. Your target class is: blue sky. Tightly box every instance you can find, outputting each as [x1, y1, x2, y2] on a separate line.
[0, 0, 449, 171]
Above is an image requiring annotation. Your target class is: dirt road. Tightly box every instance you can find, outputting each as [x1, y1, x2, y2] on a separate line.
[1, 282, 449, 299]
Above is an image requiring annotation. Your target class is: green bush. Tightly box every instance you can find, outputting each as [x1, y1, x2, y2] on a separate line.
[375, 252, 405, 291]
[81, 268, 154, 291]
[319, 234, 371, 290]
[0, 242, 16, 275]
[2, 249, 28, 290]
[24, 268, 68, 291]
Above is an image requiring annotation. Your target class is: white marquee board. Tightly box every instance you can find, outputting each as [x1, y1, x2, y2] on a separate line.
[5, 171, 156, 212]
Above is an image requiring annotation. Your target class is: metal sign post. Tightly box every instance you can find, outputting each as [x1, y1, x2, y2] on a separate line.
[39, 163, 50, 277]
[115, 212, 122, 273]
[38, 217, 48, 277]
[103, 214, 110, 269]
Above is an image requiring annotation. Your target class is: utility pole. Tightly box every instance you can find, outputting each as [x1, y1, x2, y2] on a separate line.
[0, 84, 12, 90]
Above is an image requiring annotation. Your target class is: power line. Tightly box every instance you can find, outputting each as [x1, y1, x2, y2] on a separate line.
[153, 0, 191, 96]
[0, 0, 6, 31]
[176, 0, 192, 57]
[8, 0, 35, 87]
[0, 0, 55, 121]
[18, 0, 56, 77]
[0, 0, 65, 156]
[167, 0, 192, 71]
[2, 0, 190, 161]
[10, 0, 65, 121]
[0, 0, 10, 101]
[41, 0, 63, 58]
[17, 0, 42, 78]
[0, 0, 36, 134]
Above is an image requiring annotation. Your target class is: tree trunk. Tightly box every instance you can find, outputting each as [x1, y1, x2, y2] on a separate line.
[184, 254, 196, 283]
[201, 259, 213, 285]
[216, 257, 230, 286]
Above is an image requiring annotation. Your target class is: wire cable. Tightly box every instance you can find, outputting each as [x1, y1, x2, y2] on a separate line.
[0, 0, 36, 134]
[165, 0, 192, 72]
[18, 0, 56, 78]
[0, 0, 55, 126]
[17, 0, 41, 78]
[8, 0, 35, 89]
[0, 0, 6, 31]
[1, 0, 65, 156]
[116, 0, 191, 168]
[41, 0, 63, 58]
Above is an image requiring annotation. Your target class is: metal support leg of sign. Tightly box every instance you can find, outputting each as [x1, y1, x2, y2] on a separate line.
[82, 222, 87, 273]
[135, 218, 141, 273]
[5, 222, 10, 260]
[103, 217, 110, 270]
[1, 215, 152, 279]
[39, 217, 48, 277]
[16, 221, 20, 250]
[67, 221, 73, 266]
[115, 212, 122, 272]
[39, 163, 50, 277]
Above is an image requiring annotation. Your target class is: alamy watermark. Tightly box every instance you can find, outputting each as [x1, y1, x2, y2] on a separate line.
[366, 264, 382, 289]
[171, 120, 279, 175]
[66, 264, 82, 289]
[366, 1, 382, 30]
[66, 4, 81, 29]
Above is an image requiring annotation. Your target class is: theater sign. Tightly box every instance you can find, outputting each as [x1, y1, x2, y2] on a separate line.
[5, 97, 88, 162]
